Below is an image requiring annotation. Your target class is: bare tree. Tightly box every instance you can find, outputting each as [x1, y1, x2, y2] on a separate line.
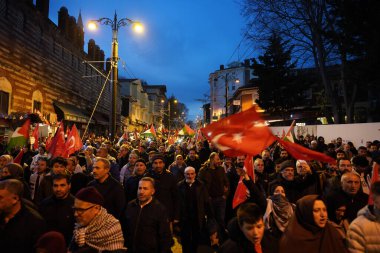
[242, 0, 344, 123]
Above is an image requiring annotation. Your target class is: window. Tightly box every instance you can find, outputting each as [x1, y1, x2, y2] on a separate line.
[33, 100, 41, 112]
[0, 91, 9, 114]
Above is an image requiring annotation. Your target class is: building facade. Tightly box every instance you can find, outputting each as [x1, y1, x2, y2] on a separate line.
[0, 0, 113, 137]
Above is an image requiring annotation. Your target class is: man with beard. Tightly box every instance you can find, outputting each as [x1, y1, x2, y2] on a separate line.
[184, 148, 202, 173]
[122, 177, 172, 253]
[88, 157, 125, 220]
[39, 173, 75, 244]
[323, 158, 353, 196]
[177, 166, 218, 253]
[124, 159, 148, 203]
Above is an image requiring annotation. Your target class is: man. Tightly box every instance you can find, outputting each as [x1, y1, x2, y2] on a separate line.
[177, 167, 218, 253]
[198, 152, 229, 241]
[326, 171, 369, 223]
[323, 158, 353, 196]
[70, 187, 126, 252]
[29, 156, 48, 201]
[261, 149, 275, 174]
[39, 173, 75, 244]
[124, 159, 148, 203]
[0, 179, 46, 253]
[123, 177, 172, 253]
[347, 181, 380, 253]
[96, 146, 120, 180]
[352, 155, 371, 194]
[88, 157, 125, 219]
[119, 152, 139, 184]
[254, 158, 271, 197]
[138, 144, 149, 162]
[336, 149, 347, 160]
[219, 202, 278, 253]
[184, 148, 202, 173]
[147, 154, 178, 222]
[197, 141, 211, 164]
[117, 143, 131, 168]
[30, 145, 46, 172]
[36, 156, 67, 205]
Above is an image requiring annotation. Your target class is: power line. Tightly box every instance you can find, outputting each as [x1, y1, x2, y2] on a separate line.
[226, 22, 255, 64]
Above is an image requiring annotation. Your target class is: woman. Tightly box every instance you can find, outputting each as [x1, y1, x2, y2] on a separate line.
[279, 195, 348, 253]
[0, 154, 13, 170]
[0, 163, 31, 199]
[168, 154, 187, 182]
[263, 185, 295, 238]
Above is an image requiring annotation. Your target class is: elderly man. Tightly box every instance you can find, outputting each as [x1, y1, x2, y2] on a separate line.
[0, 179, 46, 253]
[326, 171, 369, 223]
[70, 187, 126, 252]
[122, 177, 172, 253]
[88, 157, 125, 219]
[177, 166, 218, 253]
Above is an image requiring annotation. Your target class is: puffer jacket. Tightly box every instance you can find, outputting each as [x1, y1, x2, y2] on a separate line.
[347, 205, 380, 253]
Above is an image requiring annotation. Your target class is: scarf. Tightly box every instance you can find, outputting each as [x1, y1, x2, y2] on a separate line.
[264, 194, 294, 232]
[73, 207, 126, 251]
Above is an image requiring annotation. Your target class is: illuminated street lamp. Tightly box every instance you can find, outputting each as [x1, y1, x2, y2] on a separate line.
[214, 73, 239, 117]
[88, 12, 143, 141]
[161, 98, 177, 134]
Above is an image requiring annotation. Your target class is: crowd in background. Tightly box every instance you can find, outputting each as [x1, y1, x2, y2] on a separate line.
[0, 132, 380, 253]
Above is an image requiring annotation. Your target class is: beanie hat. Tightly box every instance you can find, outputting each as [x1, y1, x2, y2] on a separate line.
[75, 186, 104, 206]
[152, 154, 165, 163]
[35, 231, 66, 253]
[280, 160, 295, 171]
[135, 159, 147, 166]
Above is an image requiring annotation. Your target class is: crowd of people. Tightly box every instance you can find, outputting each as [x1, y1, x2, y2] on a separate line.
[0, 133, 380, 253]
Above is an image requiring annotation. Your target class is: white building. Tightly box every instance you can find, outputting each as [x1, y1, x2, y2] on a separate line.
[209, 60, 252, 122]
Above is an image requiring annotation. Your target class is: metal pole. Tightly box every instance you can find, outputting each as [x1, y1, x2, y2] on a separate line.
[168, 101, 171, 135]
[225, 73, 229, 117]
[111, 12, 119, 141]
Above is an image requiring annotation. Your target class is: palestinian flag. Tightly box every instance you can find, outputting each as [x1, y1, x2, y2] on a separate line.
[7, 119, 31, 151]
[178, 124, 195, 136]
[283, 120, 295, 143]
[141, 124, 156, 138]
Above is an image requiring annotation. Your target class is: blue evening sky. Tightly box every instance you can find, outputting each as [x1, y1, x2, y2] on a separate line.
[48, 0, 251, 121]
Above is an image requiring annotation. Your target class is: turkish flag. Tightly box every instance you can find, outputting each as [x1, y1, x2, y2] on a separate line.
[368, 162, 379, 205]
[48, 122, 66, 158]
[32, 124, 39, 150]
[276, 137, 336, 164]
[63, 124, 83, 158]
[201, 106, 276, 157]
[232, 155, 255, 209]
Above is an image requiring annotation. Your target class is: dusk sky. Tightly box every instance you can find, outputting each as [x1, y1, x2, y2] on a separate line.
[48, 0, 252, 121]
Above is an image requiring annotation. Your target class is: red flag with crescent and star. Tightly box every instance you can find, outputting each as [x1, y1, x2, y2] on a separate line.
[233, 155, 255, 209]
[200, 106, 276, 157]
[63, 124, 83, 158]
[48, 122, 66, 158]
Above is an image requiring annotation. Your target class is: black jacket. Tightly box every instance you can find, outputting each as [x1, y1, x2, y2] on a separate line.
[88, 175, 126, 219]
[218, 218, 278, 253]
[146, 170, 178, 220]
[184, 157, 202, 173]
[123, 174, 144, 203]
[39, 194, 75, 244]
[0, 203, 46, 253]
[177, 179, 217, 234]
[198, 163, 229, 199]
[123, 198, 172, 253]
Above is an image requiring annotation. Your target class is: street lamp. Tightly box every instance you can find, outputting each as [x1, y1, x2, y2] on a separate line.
[88, 12, 143, 141]
[214, 73, 239, 117]
[161, 98, 177, 135]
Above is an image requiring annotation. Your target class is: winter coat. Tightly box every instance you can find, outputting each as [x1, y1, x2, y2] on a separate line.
[347, 205, 380, 253]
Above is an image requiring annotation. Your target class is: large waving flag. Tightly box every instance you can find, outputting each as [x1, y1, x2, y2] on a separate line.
[48, 122, 66, 158]
[201, 106, 276, 157]
[63, 124, 83, 158]
[233, 155, 255, 209]
[7, 119, 31, 151]
[368, 162, 379, 205]
[283, 120, 295, 143]
[32, 124, 40, 150]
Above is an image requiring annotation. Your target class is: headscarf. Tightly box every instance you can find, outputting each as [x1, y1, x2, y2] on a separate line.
[279, 195, 348, 253]
[264, 194, 294, 232]
[0, 155, 13, 168]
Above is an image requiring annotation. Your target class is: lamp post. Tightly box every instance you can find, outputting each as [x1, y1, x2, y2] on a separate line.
[215, 73, 239, 118]
[88, 12, 143, 141]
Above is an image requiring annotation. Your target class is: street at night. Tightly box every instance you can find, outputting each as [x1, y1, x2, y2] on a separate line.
[1, 1, 380, 253]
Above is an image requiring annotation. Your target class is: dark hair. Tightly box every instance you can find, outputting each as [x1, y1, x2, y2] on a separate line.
[337, 158, 350, 165]
[52, 173, 71, 185]
[0, 179, 24, 198]
[237, 203, 263, 227]
[50, 157, 67, 167]
[37, 156, 49, 163]
[352, 156, 369, 167]
[371, 181, 380, 196]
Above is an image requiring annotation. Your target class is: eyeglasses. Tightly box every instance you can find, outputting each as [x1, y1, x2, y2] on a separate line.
[72, 205, 96, 214]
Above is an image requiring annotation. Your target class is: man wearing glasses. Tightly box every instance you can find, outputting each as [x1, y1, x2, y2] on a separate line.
[69, 187, 126, 252]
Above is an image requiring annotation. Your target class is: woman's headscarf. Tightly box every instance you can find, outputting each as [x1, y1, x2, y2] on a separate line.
[279, 195, 348, 253]
[0, 155, 13, 168]
[264, 193, 294, 233]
